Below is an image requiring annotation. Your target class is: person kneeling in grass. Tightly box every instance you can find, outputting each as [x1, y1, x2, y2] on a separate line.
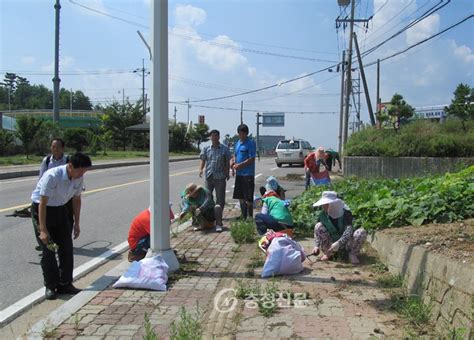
[312, 191, 367, 264]
[179, 183, 224, 232]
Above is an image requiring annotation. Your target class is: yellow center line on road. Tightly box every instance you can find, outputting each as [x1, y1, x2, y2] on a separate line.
[0, 169, 196, 213]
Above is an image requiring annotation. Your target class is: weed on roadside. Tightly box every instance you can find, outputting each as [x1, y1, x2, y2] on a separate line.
[143, 312, 158, 340]
[169, 306, 203, 340]
[41, 326, 57, 339]
[390, 292, 431, 329]
[370, 262, 389, 274]
[246, 251, 265, 270]
[377, 273, 404, 288]
[230, 219, 257, 244]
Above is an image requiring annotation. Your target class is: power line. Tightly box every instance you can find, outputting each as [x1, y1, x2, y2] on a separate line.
[175, 63, 337, 104]
[362, 14, 473, 68]
[68, 0, 338, 63]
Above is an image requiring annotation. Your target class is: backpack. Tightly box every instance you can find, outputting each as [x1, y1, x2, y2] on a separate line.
[46, 154, 69, 167]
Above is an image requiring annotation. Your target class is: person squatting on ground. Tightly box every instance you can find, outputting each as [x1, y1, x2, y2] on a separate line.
[179, 183, 224, 232]
[33, 138, 72, 252]
[231, 124, 256, 219]
[312, 191, 367, 264]
[127, 205, 175, 262]
[304, 147, 331, 189]
[31, 152, 92, 300]
[255, 178, 294, 236]
[199, 129, 231, 212]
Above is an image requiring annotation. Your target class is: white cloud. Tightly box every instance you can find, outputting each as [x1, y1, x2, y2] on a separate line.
[174, 5, 206, 27]
[406, 14, 440, 45]
[21, 56, 35, 65]
[192, 35, 247, 71]
[40, 56, 75, 72]
[451, 40, 474, 63]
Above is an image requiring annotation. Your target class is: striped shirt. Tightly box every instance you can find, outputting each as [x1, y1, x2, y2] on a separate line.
[200, 143, 231, 180]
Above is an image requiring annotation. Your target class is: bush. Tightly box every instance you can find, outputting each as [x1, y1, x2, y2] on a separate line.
[0, 129, 15, 156]
[64, 128, 91, 152]
[230, 219, 257, 244]
[345, 119, 474, 157]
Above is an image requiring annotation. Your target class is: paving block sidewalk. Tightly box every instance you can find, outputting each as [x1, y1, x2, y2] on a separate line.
[30, 208, 406, 339]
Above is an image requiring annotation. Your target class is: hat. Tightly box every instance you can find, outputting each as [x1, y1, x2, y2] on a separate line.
[265, 176, 279, 192]
[312, 191, 340, 207]
[185, 183, 200, 197]
[315, 147, 325, 159]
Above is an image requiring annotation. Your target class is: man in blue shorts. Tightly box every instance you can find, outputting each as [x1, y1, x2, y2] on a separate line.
[231, 124, 256, 219]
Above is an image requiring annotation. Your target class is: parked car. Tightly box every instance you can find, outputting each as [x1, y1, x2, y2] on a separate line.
[274, 139, 313, 167]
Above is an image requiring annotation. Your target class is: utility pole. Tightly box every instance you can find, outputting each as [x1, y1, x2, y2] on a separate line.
[173, 106, 177, 125]
[240, 101, 243, 124]
[338, 50, 346, 157]
[353, 32, 375, 126]
[122, 88, 125, 105]
[52, 0, 61, 123]
[70, 88, 73, 114]
[342, 0, 355, 149]
[186, 98, 191, 125]
[376, 58, 381, 126]
[134, 58, 149, 117]
[336, 0, 372, 151]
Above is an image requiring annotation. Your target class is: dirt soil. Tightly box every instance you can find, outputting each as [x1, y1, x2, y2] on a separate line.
[380, 219, 474, 264]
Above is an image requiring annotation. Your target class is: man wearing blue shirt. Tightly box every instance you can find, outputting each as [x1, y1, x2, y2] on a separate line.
[31, 152, 92, 300]
[231, 124, 256, 219]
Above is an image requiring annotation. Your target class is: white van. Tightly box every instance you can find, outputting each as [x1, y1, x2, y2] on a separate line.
[274, 139, 313, 167]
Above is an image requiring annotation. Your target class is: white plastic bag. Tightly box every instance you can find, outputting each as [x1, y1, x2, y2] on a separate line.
[261, 237, 305, 278]
[113, 255, 169, 291]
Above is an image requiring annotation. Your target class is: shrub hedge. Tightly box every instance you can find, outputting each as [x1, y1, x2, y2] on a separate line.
[344, 119, 474, 157]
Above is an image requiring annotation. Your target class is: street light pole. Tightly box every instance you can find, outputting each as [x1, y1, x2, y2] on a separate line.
[52, 0, 61, 123]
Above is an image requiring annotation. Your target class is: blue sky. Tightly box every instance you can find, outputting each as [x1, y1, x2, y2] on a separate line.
[1, 0, 473, 149]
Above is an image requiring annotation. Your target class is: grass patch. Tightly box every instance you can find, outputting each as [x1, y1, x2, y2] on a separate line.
[377, 273, 404, 288]
[0, 150, 198, 166]
[246, 251, 265, 270]
[390, 291, 431, 329]
[370, 262, 389, 274]
[41, 326, 58, 339]
[143, 312, 158, 340]
[170, 306, 203, 340]
[230, 219, 257, 244]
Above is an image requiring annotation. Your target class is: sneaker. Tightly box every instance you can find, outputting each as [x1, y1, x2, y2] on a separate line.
[348, 253, 360, 264]
[193, 226, 200, 231]
[45, 287, 57, 300]
[215, 225, 223, 232]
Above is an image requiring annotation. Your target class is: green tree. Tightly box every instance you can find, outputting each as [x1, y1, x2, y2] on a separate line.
[169, 121, 194, 152]
[387, 93, 414, 131]
[64, 128, 90, 152]
[0, 129, 15, 156]
[188, 123, 209, 150]
[59, 89, 92, 111]
[32, 120, 62, 155]
[445, 83, 474, 132]
[100, 101, 144, 150]
[15, 115, 44, 158]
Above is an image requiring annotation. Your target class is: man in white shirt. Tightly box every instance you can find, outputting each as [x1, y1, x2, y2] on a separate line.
[33, 138, 70, 252]
[31, 152, 92, 300]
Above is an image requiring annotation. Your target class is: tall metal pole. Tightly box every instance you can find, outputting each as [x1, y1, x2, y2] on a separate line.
[353, 32, 375, 126]
[338, 50, 346, 157]
[150, 0, 178, 270]
[70, 88, 73, 114]
[256, 112, 260, 154]
[52, 0, 61, 123]
[173, 106, 177, 125]
[376, 58, 380, 126]
[342, 0, 355, 152]
[142, 58, 146, 117]
[186, 98, 190, 124]
[240, 101, 243, 124]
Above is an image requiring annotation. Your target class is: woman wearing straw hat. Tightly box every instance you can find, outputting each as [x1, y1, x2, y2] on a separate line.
[312, 191, 367, 264]
[179, 183, 224, 232]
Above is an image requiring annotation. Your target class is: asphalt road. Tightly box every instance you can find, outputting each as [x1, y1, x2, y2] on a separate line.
[0, 157, 305, 311]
